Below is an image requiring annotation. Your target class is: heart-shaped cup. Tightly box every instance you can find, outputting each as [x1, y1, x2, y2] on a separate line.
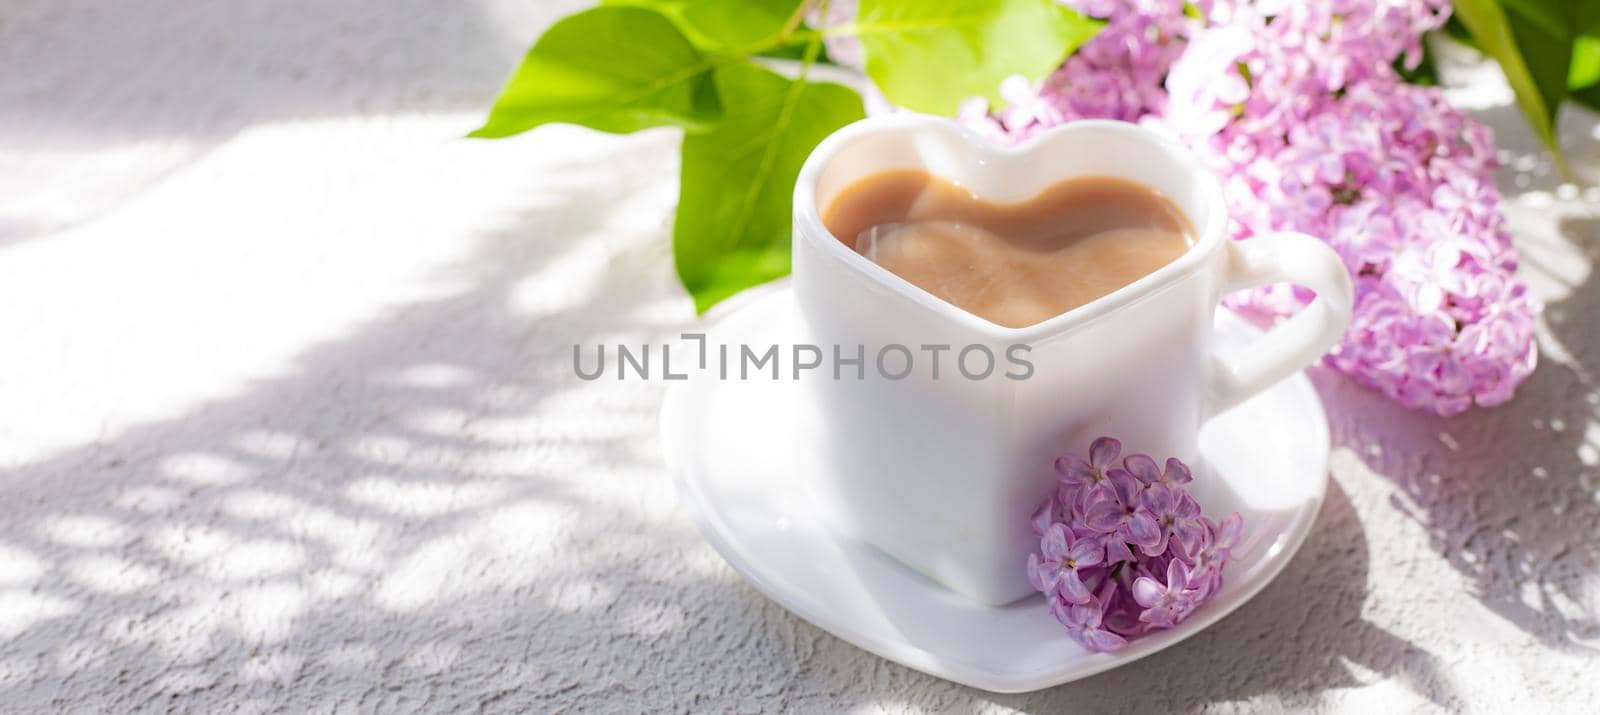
[790, 115, 1352, 605]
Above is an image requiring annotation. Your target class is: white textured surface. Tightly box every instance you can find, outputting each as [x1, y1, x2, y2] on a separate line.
[1, 2, 1598, 711]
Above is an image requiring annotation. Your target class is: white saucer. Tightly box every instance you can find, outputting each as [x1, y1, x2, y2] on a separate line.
[660, 284, 1329, 693]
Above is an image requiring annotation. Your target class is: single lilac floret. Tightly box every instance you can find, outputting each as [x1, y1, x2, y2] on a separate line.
[1028, 523, 1105, 604]
[1082, 468, 1163, 555]
[1142, 483, 1203, 557]
[1133, 558, 1201, 629]
[1175, 513, 1244, 598]
[1055, 436, 1120, 488]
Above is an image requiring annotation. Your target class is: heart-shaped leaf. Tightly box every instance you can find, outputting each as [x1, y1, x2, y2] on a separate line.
[674, 63, 864, 313]
[470, 6, 721, 138]
[851, 0, 1103, 115]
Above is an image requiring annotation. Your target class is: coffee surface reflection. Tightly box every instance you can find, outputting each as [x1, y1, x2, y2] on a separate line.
[823, 170, 1195, 328]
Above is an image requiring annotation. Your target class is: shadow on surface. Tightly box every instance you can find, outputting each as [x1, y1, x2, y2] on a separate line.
[0, 144, 734, 710]
[0, 0, 583, 246]
[2, 38, 1596, 712]
[1291, 206, 1599, 662]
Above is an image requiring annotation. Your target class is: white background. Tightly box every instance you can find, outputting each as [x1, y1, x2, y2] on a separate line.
[2, 1, 1598, 711]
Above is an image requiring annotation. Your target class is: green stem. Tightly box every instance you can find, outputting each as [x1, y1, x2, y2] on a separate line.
[728, 0, 825, 58]
[798, 0, 826, 79]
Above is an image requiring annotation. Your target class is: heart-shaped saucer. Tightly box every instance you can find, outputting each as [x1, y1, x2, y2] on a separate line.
[660, 283, 1329, 693]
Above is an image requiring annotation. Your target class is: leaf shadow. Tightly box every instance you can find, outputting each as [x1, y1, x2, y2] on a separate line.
[1305, 213, 1600, 655]
[0, 150, 706, 709]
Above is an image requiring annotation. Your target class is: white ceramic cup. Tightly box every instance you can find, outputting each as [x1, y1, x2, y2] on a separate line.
[789, 115, 1354, 606]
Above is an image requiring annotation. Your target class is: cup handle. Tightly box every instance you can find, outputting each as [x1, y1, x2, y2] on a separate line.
[1208, 231, 1354, 415]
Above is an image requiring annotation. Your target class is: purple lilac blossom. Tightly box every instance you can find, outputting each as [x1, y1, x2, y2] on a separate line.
[1032, 437, 1242, 653]
[949, 0, 1539, 416]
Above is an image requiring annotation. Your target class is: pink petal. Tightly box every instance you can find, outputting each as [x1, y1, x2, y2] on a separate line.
[1061, 570, 1093, 605]
[1132, 576, 1164, 607]
[1083, 502, 1125, 533]
[1217, 513, 1244, 548]
[1138, 532, 1170, 558]
[1068, 537, 1104, 567]
[1125, 511, 1162, 549]
[1174, 522, 1205, 557]
[1054, 453, 1093, 484]
[1123, 454, 1161, 484]
[1027, 553, 1052, 592]
[1084, 628, 1129, 653]
[1163, 457, 1193, 484]
[1042, 523, 1072, 560]
[1166, 557, 1191, 590]
[1170, 533, 1197, 563]
[1108, 468, 1142, 506]
[1088, 437, 1122, 468]
[1176, 493, 1202, 519]
[1068, 600, 1103, 630]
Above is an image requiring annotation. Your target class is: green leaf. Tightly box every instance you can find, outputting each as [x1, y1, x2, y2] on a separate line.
[1571, 35, 1600, 90]
[1504, 7, 1572, 133]
[1574, 3, 1600, 110]
[1584, 3, 1600, 34]
[850, 0, 1103, 115]
[674, 62, 865, 312]
[1451, 0, 1568, 173]
[605, 0, 805, 52]
[470, 6, 720, 138]
[1499, 0, 1567, 39]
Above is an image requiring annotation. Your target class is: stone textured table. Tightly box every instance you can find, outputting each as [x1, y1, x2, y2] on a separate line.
[2, 1, 1597, 711]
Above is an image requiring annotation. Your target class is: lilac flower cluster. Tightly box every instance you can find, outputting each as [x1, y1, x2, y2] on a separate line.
[957, 0, 1541, 415]
[1028, 437, 1241, 652]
